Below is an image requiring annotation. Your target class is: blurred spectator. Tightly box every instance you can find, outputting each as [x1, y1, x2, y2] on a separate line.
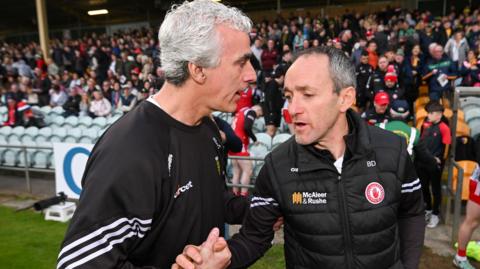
[355, 50, 373, 111]
[79, 93, 90, 117]
[418, 101, 451, 229]
[366, 40, 378, 69]
[261, 39, 279, 74]
[49, 84, 67, 107]
[63, 87, 82, 117]
[422, 44, 457, 101]
[250, 38, 263, 66]
[383, 66, 404, 102]
[362, 92, 391, 125]
[118, 85, 136, 113]
[89, 90, 111, 117]
[263, 64, 286, 137]
[444, 30, 470, 69]
[459, 50, 480, 86]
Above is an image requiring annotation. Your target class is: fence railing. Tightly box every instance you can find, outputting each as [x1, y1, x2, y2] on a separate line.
[0, 144, 264, 193]
[445, 86, 480, 245]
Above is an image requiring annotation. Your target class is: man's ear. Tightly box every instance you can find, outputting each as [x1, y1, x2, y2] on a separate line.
[187, 62, 206, 84]
[338, 86, 356, 112]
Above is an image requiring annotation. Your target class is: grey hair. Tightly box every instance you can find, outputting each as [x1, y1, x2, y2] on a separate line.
[158, 0, 252, 86]
[292, 46, 356, 94]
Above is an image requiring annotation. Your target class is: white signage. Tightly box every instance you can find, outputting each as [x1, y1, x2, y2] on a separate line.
[54, 143, 94, 199]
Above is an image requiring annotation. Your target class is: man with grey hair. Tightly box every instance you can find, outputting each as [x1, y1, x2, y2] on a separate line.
[175, 46, 425, 269]
[57, 1, 255, 268]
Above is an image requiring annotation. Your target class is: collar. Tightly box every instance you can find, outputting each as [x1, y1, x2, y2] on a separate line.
[295, 109, 372, 172]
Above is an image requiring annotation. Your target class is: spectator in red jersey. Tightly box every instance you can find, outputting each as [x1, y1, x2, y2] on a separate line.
[229, 105, 263, 196]
[418, 101, 451, 229]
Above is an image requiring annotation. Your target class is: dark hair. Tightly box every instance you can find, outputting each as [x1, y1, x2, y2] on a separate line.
[425, 100, 444, 113]
[292, 46, 356, 93]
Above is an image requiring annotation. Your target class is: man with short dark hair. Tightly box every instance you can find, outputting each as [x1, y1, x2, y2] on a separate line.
[175, 46, 425, 269]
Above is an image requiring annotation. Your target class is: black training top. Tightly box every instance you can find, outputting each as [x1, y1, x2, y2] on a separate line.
[58, 100, 247, 269]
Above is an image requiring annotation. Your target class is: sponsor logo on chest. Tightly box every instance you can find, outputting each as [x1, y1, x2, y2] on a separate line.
[292, 191, 328, 205]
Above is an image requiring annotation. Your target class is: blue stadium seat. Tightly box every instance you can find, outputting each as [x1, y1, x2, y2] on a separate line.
[50, 127, 67, 143]
[12, 126, 25, 137]
[78, 116, 93, 128]
[248, 143, 269, 158]
[64, 116, 79, 129]
[465, 108, 480, 124]
[92, 117, 107, 129]
[254, 132, 272, 149]
[272, 133, 292, 149]
[107, 115, 122, 125]
[2, 140, 22, 166]
[253, 117, 266, 133]
[32, 143, 52, 169]
[50, 106, 65, 116]
[25, 126, 39, 137]
[0, 126, 12, 141]
[51, 116, 65, 127]
[20, 134, 35, 144]
[40, 106, 52, 115]
[17, 141, 36, 167]
[470, 118, 480, 138]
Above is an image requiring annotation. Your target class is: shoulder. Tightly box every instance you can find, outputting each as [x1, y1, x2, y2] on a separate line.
[367, 124, 404, 152]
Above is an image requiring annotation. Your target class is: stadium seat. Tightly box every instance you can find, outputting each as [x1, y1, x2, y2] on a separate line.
[20, 134, 35, 144]
[253, 117, 266, 133]
[452, 160, 478, 200]
[460, 97, 480, 109]
[50, 127, 67, 143]
[2, 141, 22, 166]
[418, 85, 429, 97]
[7, 133, 21, 144]
[12, 126, 25, 137]
[456, 121, 471, 137]
[32, 142, 52, 169]
[67, 128, 82, 139]
[0, 126, 12, 141]
[107, 115, 122, 125]
[25, 126, 39, 137]
[78, 136, 95, 144]
[272, 133, 292, 148]
[17, 141, 36, 167]
[254, 132, 272, 149]
[81, 128, 98, 140]
[441, 98, 451, 109]
[92, 117, 107, 129]
[40, 106, 52, 115]
[470, 118, 480, 138]
[414, 96, 430, 112]
[98, 127, 109, 138]
[64, 116, 79, 129]
[249, 143, 269, 158]
[51, 116, 65, 127]
[465, 108, 480, 124]
[112, 110, 124, 117]
[78, 116, 93, 128]
[50, 106, 65, 116]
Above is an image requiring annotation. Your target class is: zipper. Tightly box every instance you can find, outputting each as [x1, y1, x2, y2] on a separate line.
[337, 174, 354, 269]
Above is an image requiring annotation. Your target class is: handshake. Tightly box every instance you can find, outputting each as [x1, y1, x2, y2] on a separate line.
[171, 228, 231, 269]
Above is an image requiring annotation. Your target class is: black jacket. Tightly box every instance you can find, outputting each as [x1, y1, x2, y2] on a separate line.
[229, 110, 425, 269]
[58, 101, 248, 269]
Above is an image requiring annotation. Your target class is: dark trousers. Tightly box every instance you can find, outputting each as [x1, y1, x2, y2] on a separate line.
[417, 163, 443, 215]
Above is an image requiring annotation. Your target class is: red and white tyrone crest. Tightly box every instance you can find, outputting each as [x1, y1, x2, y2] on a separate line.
[365, 182, 385, 205]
